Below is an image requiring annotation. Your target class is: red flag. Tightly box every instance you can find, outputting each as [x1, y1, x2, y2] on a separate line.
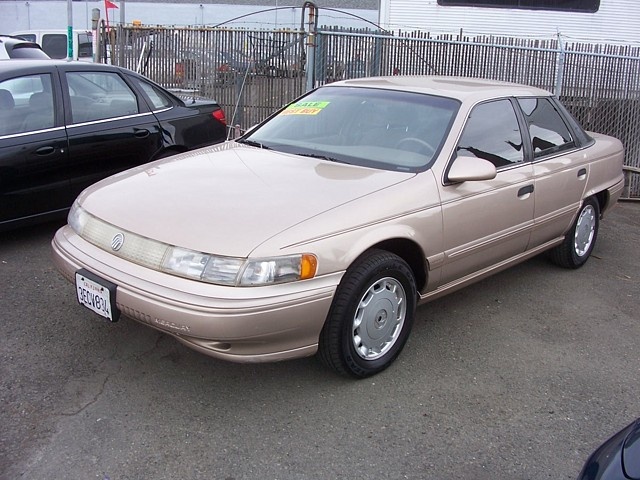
[105, 0, 118, 8]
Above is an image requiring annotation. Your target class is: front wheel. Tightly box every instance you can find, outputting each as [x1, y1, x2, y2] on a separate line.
[550, 197, 600, 269]
[319, 250, 417, 378]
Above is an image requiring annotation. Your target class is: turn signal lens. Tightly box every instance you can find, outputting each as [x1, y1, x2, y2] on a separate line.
[300, 254, 318, 280]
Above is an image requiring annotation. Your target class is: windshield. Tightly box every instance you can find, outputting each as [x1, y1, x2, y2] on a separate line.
[243, 86, 459, 172]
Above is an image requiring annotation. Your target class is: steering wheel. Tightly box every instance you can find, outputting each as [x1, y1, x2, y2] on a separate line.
[396, 137, 436, 156]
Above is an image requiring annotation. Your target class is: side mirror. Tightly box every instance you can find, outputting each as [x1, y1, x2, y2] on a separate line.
[447, 156, 497, 183]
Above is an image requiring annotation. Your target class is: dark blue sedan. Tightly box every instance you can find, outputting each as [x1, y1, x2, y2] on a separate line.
[578, 418, 640, 480]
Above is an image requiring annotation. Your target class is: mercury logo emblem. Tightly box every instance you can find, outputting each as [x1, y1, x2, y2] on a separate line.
[111, 233, 125, 251]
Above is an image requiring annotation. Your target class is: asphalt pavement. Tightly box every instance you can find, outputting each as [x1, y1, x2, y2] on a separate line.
[1, 202, 639, 480]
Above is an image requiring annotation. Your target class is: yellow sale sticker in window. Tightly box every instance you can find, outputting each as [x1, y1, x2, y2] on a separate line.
[282, 101, 330, 115]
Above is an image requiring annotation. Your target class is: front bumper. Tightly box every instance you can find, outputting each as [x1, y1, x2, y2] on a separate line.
[52, 225, 341, 363]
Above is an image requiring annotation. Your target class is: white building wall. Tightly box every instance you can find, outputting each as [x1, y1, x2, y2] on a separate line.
[380, 0, 640, 44]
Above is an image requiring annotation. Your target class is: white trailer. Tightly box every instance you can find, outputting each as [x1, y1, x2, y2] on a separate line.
[10, 29, 94, 61]
[379, 0, 640, 43]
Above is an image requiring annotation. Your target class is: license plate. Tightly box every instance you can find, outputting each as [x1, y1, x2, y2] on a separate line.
[75, 269, 120, 322]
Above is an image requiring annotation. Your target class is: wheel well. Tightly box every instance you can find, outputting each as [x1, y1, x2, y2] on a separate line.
[593, 190, 608, 216]
[368, 239, 427, 291]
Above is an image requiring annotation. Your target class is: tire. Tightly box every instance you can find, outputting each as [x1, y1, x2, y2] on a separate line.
[319, 249, 417, 378]
[550, 197, 600, 269]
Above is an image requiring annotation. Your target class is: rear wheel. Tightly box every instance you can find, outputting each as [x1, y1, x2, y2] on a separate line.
[319, 250, 417, 378]
[550, 197, 600, 269]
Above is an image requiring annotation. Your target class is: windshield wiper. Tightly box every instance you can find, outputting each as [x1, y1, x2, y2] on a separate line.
[236, 138, 270, 149]
[297, 152, 343, 163]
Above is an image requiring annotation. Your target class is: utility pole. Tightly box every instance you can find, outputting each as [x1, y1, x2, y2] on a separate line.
[67, 0, 73, 60]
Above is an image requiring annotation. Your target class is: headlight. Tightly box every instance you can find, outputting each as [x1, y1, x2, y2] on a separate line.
[163, 247, 244, 285]
[239, 254, 318, 286]
[162, 247, 317, 286]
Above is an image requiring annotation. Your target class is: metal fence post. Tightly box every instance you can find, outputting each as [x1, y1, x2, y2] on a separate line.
[233, 73, 244, 127]
[554, 32, 565, 97]
[316, 31, 325, 86]
[303, 2, 318, 91]
[372, 32, 383, 76]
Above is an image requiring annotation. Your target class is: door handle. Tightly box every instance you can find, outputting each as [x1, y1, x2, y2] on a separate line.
[578, 168, 587, 179]
[35, 146, 55, 155]
[518, 185, 534, 197]
[134, 129, 150, 138]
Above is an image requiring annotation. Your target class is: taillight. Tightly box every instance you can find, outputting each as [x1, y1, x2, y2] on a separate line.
[212, 108, 226, 125]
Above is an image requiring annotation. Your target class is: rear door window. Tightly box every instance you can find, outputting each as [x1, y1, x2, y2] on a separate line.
[66, 71, 139, 123]
[517, 97, 575, 158]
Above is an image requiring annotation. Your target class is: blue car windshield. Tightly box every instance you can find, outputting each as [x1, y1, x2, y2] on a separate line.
[243, 86, 460, 172]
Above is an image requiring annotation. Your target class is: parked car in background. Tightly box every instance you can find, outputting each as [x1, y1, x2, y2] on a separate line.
[52, 76, 624, 377]
[578, 418, 640, 480]
[11, 29, 94, 62]
[0, 35, 50, 60]
[175, 49, 226, 89]
[0, 60, 227, 230]
[214, 48, 304, 84]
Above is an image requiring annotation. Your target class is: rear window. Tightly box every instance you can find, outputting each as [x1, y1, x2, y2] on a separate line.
[129, 77, 173, 110]
[9, 43, 50, 59]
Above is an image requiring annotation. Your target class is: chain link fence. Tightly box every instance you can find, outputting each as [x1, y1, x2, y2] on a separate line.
[106, 25, 307, 128]
[107, 25, 640, 198]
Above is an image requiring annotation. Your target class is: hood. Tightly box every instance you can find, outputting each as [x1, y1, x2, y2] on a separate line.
[79, 142, 413, 256]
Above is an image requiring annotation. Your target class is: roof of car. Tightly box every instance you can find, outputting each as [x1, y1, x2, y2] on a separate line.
[10, 29, 93, 34]
[0, 35, 50, 60]
[332, 75, 552, 101]
[0, 59, 128, 75]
